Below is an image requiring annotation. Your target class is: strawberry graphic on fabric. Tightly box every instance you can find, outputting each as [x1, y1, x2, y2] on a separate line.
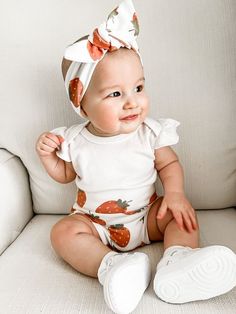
[87, 40, 104, 61]
[92, 28, 110, 50]
[92, 28, 117, 53]
[69, 78, 83, 107]
[77, 189, 87, 207]
[108, 224, 130, 247]
[85, 213, 106, 226]
[96, 199, 131, 214]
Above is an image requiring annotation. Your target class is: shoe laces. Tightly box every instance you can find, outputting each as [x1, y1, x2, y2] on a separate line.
[165, 248, 191, 265]
[105, 253, 130, 269]
[105, 255, 116, 269]
[98, 253, 129, 285]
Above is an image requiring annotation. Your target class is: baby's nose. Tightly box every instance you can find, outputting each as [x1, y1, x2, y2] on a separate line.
[123, 98, 138, 109]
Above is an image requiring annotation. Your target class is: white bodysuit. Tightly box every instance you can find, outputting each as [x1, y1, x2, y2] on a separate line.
[51, 117, 179, 251]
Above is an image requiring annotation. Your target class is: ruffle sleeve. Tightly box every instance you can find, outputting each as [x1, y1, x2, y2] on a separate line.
[50, 124, 84, 162]
[145, 118, 180, 150]
[50, 127, 72, 162]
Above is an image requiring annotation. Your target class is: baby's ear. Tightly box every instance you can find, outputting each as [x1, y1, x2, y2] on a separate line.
[80, 104, 88, 118]
[61, 58, 72, 81]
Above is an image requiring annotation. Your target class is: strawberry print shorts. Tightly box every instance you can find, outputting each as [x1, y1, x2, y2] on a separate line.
[92, 210, 151, 252]
[71, 204, 152, 252]
[70, 191, 159, 252]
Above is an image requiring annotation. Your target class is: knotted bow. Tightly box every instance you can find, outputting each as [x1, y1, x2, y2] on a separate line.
[63, 0, 140, 117]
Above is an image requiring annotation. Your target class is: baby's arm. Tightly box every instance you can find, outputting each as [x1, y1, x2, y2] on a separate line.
[35, 132, 76, 184]
[155, 146, 198, 232]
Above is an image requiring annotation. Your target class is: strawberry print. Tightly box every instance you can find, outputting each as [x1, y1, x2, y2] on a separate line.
[92, 28, 117, 52]
[108, 224, 130, 247]
[85, 213, 106, 226]
[93, 28, 110, 50]
[77, 189, 87, 207]
[69, 78, 83, 107]
[87, 40, 104, 61]
[96, 199, 131, 214]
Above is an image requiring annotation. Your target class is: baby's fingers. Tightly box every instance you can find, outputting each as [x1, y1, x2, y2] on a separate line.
[156, 200, 168, 219]
[188, 210, 198, 230]
[57, 135, 64, 144]
[45, 133, 63, 147]
[172, 211, 184, 231]
[182, 211, 195, 233]
[36, 133, 62, 155]
[42, 136, 60, 151]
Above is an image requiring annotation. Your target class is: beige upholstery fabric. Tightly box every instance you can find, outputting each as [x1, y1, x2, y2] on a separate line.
[0, 210, 236, 314]
[0, 149, 33, 254]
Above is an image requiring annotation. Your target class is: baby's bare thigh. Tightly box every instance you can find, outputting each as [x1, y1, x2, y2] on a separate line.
[147, 197, 174, 242]
[51, 213, 101, 239]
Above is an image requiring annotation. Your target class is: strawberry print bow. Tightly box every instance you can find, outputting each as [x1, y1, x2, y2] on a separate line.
[63, 0, 140, 117]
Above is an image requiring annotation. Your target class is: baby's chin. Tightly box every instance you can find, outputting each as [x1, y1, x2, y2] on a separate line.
[119, 115, 145, 133]
[118, 122, 142, 135]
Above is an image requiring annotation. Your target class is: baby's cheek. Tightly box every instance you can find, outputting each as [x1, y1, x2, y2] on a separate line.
[97, 110, 118, 128]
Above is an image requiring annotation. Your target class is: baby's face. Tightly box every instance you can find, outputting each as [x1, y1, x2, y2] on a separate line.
[81, 48, 149, 137]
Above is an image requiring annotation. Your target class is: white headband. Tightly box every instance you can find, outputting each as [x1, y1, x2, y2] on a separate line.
[63, 0, 140, 117]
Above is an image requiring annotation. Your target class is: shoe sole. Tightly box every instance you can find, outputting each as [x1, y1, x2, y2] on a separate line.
[104, 253, 151, 313]
[154, 245, 236, 304]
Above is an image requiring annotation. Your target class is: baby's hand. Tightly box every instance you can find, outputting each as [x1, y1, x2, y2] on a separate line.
[156, 192, 198, 233]
[36, 132, 64, 158]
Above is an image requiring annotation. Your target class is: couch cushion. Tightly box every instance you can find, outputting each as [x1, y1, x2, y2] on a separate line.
[0, 149, 33, 254]
[0, 209, 236, 313]
[0, 0, 235, 213]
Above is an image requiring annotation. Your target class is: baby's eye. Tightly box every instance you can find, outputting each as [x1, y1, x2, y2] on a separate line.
[108, 91, 121, 97]
[135, 85, 143, 93]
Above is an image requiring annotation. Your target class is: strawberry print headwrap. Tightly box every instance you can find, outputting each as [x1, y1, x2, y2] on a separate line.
[63, 0, 140, 117]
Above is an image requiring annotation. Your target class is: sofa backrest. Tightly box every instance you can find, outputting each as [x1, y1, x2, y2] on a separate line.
[0, 0, 235, 213]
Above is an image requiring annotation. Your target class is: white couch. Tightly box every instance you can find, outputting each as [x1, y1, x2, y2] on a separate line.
[0, 0, 236, 313]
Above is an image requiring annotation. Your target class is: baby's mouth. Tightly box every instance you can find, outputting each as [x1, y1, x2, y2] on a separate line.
[120, 114, 139, 121]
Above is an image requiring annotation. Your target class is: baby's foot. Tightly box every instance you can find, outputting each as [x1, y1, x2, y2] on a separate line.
[98, 251, 151, 313]
[153, 245, 236, 304]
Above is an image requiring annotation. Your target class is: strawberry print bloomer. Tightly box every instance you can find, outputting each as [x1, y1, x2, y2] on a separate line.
[72, 192, 158, 252]
[51, 117, 180, 252]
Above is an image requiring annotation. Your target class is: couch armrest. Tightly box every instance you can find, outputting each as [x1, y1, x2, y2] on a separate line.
[0, 149, 34, 255]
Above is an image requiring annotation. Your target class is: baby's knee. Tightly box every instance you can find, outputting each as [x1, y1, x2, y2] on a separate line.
[50, 219, 69, 249]
[50, 216, 91, 249]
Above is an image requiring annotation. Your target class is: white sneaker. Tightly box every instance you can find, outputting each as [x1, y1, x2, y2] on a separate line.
[98, 251, 151, 313]
[153, 245, 236, 304]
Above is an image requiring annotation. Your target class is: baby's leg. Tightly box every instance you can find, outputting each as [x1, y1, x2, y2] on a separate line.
[51, 213, 151, 313]
[147, 197, 199, 249]
[50, 213, 111, 277]
[147, 197, 236, 303]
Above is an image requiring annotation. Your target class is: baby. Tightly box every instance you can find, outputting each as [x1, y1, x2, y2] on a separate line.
[36, 1, 236, 313]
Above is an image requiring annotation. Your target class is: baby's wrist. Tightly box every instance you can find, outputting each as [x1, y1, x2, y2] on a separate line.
[164, 190, 185, 196]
